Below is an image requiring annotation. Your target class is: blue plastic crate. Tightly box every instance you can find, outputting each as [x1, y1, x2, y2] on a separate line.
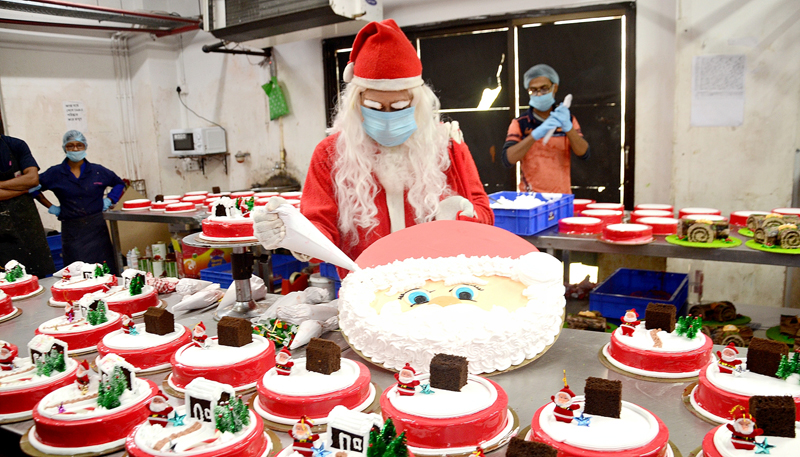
[589, 268, 689, 321]
[490, 192, 574, 236]
[47, 234, 63, 272]
[271, 254, 308, 287]
[319, 262, 340, 281]
[200, 262, 233, 289]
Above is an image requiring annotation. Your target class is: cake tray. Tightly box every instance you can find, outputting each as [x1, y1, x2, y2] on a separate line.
[0, 306, 21, 324]
[9, 285, 44, 301]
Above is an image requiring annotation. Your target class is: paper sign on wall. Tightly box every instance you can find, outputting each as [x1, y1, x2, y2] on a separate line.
[690, 55, 745, 127]
[63, 101, 88, 132]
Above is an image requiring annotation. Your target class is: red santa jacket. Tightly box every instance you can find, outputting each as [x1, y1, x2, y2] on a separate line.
[289, 431, 320, 456]
[301, 132, 494, 271]
[726, 423, 763, 449]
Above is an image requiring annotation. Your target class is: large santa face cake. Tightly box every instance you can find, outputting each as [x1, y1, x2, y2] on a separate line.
[339, 221, 565, 375]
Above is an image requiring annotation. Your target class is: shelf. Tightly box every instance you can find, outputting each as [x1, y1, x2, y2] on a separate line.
[169, 153, 230, 175]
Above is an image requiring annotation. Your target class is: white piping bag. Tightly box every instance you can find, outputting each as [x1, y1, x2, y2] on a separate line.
[543, 94, 572, 145]
[271, 204, 360, 271]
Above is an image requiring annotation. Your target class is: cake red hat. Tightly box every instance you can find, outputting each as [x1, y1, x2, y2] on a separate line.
[343, 19, 424, 91]
[401, 363, 416, 375]
[724, 342, 739, 354]
[559, 385, 575, 398]
[627, 309, 639, 318]
[79, 359, 90, 370]
[280, 346, 291, 356]
[195, 321, 206, 331]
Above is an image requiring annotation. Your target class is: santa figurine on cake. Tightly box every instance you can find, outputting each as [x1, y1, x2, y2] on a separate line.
[289, 416, 319, 457]
[620, 309, 640, 336]
[0, 343, 15, 371]
[192, 321, 207, 347]
[147, 393, 173, 426]
[275, 346, 294, 376]
[75, 359, 91, 393]
[726, 406, 763, 450]
[395, 363, 420, 396]
[716, 342, 742, 374]
[252, 19, 493, 270]
[121, 314, 136, 335]
[469, 446, 486, 457]
[64, 302, 75, 323]
[551, 371, 580, 423]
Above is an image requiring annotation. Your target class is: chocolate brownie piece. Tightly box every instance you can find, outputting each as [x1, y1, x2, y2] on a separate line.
[645, 303, 677, 332]
[306, 338, 341, 375]
[217, 317, 253, 347]
[747, 338, 789, 378]
[505, 437, 557, 457]
[429, 353, 468, 392]
[143, 307, 174, 336]
[583, 377, 622, 418]
[750, 396, 796, 438]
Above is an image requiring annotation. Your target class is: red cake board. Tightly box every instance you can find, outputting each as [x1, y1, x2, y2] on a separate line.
[356, 220, 538, 269]
[681, 381, 721, 425]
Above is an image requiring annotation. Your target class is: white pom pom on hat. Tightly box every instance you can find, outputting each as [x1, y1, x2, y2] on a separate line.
[345, 19, 423, 91]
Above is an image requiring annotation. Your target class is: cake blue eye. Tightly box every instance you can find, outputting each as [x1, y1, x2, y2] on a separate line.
[404, 290, 431, 306]
[452, 285, 478, 301]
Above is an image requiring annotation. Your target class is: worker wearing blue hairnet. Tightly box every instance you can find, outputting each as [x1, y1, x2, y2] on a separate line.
[36, 130, 125, 274]
[502, 64, 590, 193]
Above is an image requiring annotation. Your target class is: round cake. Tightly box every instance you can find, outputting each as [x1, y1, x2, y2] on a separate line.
[729, 211, 769, 227]
[254, 357, 375, 426]
[585, 202, 624, 211]
[182, 195, 207, 207]
[699, 421, 798, 457]
[527, 395, 672, 457]
[122, 199, 152, 211]
[99, 271, 160, 317]
[630, 209, 674, 222]
[184, 190, 209, 197]
[97, 324, 191, 373]
[380, 373, 511, 454]
[150, 200, 180, 212]
[0, 290, 18, 320]
[0, 337, 79, 422]
[558, 217, 603, 235]
[679, 207, 722, 218]
[0, 260, 42, 300]
[573, 198, 596, 215]
[635, 203, 674, 212]
[28, 355, 159, 455]
[339, 221, 565, 375]
[580, 209, 624, 226]
[49, 263, 117, 306]
[36, 295, 122, 354]
[602, 223, 654, 244]
[602, 324, 714, 378]
[638, 217, 679, 235]
[165, 202, 197, 213]
[167, 335, 275, 394]
[689, 359, 800, 423]
[772, 207, 800, 217]
[201, 196, 256, 241]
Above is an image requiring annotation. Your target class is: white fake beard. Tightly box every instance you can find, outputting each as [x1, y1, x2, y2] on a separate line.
[373, 146, 416, 195]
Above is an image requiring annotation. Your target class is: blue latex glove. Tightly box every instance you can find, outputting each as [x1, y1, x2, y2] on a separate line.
[550, 105, 573, 132]
[532, 116, 562, 141]
[48, 205, 61, 217]
[103, 197, 113, 211]
[28, 184, 42, 194]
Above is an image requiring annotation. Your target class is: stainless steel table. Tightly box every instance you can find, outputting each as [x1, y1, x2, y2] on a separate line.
[3, 276, 759, 456]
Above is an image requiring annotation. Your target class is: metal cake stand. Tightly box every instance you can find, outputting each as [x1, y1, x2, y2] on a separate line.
[182, 232, 267, 321]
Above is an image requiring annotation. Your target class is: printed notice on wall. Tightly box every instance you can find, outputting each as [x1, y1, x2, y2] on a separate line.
[63, 101, 88, 132]
[691, 55, 745, 127]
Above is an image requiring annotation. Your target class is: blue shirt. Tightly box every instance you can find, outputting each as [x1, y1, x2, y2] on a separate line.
[0, 135, 38, 174]
[39, 159, 125, 220]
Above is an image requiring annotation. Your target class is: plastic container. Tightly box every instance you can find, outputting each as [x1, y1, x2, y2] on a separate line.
[47, 234, 64, 272]
[199, 262, 234, 289]
[490, 192, 574, 236]
[590, 268, 689, 321]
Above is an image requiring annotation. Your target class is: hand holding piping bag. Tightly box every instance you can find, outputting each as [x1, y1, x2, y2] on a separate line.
[543, 94, 573, 145]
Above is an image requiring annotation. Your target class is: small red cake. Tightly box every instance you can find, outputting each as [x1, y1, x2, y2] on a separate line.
[122, 199, 151, 211]
[181, 195, 207, 206]
[572, 198, 596, 215]
[201, 196, 256, 241]
[99, 270, 160, 317]
[0, 290, 17, 320]
[97, 324, 191, 374]
[699, 421, 798, 457]
[231, 191, 255, 199]
[729, 210, 769, 227]
[602, 223, 654, 244]
[581, 209, 623, 226]
[254, 357, 375, 426]
[28, 354, 159, 455]
[586, 202, 624, 212]
[0, 260, 42, 300]
[0, 336, 79, 422]
[36, 295, 122, 354]
[165, 202, 197, 213]
[379, 373, 512, 454]
[635, 203, 674, 212]
[630, 209, 674, 222]
[679, 207, 722, 218]
[149, 200, 179, 212]
[184, 190, 209, 197]
[638, 217, 679, 235]
[167, 335, 275, 394]
[49, 263, 117, 306]
[558, 217, 603, 235]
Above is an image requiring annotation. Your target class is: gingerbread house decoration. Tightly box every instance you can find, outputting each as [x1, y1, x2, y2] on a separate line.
[121, 269, 146, 289]
[185, 377, 235, 423]
[4, 260, 25, 277]
[80, 263, 99, 279]
[75, 292, 105, 320]
[210, 197, 241, 218]
[325, 405, 383, 455]
[97, 353, 137, 391]
[27, 335, 68, 365]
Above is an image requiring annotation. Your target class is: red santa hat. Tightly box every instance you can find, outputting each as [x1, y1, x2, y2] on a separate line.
[79, 359, 90, 371]
[401, 363, 416, 375]
[297, 415, 314, 427]
[1, 342, 11, 352]
[343, 19, 424, 91]
[558, 385, 576, 399]
[626, 309, 639, 318]
[723, 342, 739, 354]
[280, 346, 291, 357]
[194, 321, 206, 332]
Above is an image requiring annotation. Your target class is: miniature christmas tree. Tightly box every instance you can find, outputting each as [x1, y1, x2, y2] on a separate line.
[368, 418, 400, 457]
[102, 262, 110, 275]
[384, 433, 408, 457]
[35, 348, 67, 377]
[675, 316, 688, 336]
[129, 274, 144, 296]
[5, 264, 24, 282]
[233, 395, 250, 427]
[94, 265, 104, 278]
[788, 351, 800, 374]
[245, 197, 255, 213]
[776, 354, 792, 379]
[97, 366, 128, 409]
[87, 301, 108, 326]
[213, 395, 249, 434]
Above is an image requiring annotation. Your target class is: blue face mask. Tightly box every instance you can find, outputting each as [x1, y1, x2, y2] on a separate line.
[361, 106, 418, 147]
[66, 150, 86, 162]
[529, 91, 555, 111]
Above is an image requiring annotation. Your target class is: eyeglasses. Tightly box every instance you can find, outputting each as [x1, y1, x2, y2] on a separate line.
[64, 143, 85, 151]
[527, 86, 553, 96]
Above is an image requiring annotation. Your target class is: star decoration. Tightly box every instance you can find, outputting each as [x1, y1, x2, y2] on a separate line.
[168, 412, 186, 427]
[311, 443, 332, 457]
[754, 438, 775, 454]
[129, 327, 139, 336]
[420, 384, 435, 395]
[574, 413, 591, 427]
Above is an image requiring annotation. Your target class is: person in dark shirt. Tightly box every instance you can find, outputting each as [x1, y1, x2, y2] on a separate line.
[0, 134, 56, 277]
[37, 130, 125, 274]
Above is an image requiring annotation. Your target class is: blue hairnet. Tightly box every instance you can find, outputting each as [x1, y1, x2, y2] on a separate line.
[62, 130, 87, 153]
[523, 64, 560, 89]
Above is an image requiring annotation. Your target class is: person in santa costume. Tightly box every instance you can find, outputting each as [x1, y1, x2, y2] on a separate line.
[716, 342, 743, 374]
[394, 363, 420, 396]
[253, 19, 493, 269]
[148, 393, 173, 427]
[121, 314, 135, 334]
[0, 342, 16, 371]
[75, 359, 91, 392]
[619, 309, 640, 336]
[551, 384, 580, 423]
[289, 416, 320, 457]
[726, 406, 763, 450]
[275, 346, 294, 376]
[192, 321, 207, 346]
